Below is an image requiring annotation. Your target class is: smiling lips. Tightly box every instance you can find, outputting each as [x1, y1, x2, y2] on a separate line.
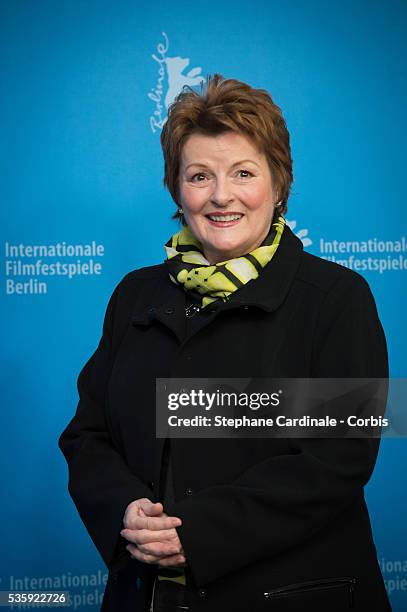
[206, 212, 244, 227]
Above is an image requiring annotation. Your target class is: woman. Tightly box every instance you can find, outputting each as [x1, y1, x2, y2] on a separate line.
[59, 74, 391, 611]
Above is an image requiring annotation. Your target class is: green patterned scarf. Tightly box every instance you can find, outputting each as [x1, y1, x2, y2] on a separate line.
[164, 214, 285, 308]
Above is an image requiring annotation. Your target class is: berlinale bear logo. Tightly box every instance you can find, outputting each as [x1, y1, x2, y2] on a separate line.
[149, 32, 204, 132]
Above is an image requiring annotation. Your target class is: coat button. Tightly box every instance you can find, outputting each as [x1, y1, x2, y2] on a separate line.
[198, 589, 207, 598]
[185, 487, 193, 496]
[164, 307, 175, 314]
[112, 572, 118, 583]
[145, 307, 155, 322]
[149, 481, 154, 489]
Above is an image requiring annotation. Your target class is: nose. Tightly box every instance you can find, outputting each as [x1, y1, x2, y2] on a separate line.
[210, 176, 234, 207]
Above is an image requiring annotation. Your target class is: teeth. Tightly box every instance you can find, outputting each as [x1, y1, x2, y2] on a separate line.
[208, 214, 242, 222]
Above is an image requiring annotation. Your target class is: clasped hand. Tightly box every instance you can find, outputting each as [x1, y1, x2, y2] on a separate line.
[120, 498, 186, 567]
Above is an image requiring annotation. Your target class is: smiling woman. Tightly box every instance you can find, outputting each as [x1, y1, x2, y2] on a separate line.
[59, 74, 391, 612]
[178, 131, 278, 263]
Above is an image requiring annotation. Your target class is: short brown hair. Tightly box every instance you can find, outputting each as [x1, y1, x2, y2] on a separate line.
[160, 73, 293, 224]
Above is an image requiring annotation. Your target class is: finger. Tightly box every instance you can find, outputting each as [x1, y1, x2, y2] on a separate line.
[123, 504, 148, 529]
[140, 505, 168, 517]
[121, 527, 179, 545]
[137, 540, 182, 557]
[124, 533, 181, 556]
[139, 500, 164, 516]
[128, 545, 186, 568]
[126, 544, 161, 565]
[125, 515, 182, 531]
[157, 554, 186, 567]
[123, 500, 150, 529]
[124, 501, 162, 525]
[126, 543, 181, 563]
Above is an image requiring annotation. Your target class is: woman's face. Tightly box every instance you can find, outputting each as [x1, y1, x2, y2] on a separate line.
[178, 131, 278, 264]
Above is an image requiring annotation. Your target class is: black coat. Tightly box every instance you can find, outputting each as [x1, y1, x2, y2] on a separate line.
[59, 226, 391, 611]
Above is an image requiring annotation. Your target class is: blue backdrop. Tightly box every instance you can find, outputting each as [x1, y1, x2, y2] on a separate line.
[1, 1, 406, 609]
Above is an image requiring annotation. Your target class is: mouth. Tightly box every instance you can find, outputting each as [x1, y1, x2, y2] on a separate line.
[205, 212, 244, 227]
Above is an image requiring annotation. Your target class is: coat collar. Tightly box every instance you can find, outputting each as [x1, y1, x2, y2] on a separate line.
[218, 223, 304, 313]
[131, 225, 304, 339]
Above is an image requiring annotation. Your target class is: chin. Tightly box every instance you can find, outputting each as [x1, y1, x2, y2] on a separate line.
[209, 245, 247, 262]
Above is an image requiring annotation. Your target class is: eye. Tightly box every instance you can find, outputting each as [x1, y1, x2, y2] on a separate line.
[237, 169, 253, 179]
[190, 172, 208, 182]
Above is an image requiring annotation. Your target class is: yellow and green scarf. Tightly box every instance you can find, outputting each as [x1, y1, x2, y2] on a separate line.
[164, 214, 285, 308]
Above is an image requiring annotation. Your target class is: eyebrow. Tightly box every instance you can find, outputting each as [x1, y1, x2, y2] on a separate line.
[184, 159, 260, 171]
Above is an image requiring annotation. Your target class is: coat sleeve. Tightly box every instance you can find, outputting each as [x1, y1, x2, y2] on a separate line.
[165, 272, 389, 587]
[58, 279, 153, 572]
